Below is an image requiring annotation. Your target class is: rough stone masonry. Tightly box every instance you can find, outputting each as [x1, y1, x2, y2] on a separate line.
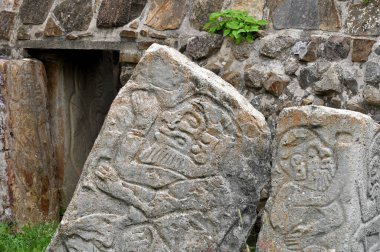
[47, 44, 271, 251]
[257, 106, 380, 252]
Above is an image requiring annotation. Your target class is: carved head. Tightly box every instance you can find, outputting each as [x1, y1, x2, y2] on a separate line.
[278, 128, 336, 191]
[139, 96, 237, 174]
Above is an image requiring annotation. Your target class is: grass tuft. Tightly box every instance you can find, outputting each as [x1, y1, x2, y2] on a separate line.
[0, 222, 58, 252]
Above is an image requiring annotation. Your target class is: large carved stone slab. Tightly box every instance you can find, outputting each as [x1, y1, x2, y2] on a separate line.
[257, 106, 380, 252]
[48, 44, 271, 251]
[0, 59, 59, 226]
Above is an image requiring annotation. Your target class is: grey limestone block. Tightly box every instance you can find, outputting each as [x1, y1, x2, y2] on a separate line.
[47, 44, 271, 252]
[257, 106, 380, 252]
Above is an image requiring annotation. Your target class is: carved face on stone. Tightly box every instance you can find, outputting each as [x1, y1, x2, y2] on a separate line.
[139, 97, 236, 175]
[155, 102, 219, 165]
[279, 128, 336, 191]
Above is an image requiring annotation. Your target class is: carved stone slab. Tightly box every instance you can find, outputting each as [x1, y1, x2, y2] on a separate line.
[48, 44, 271, 251]
[0, 59, 59, 226]
[257, 106, 380, 252]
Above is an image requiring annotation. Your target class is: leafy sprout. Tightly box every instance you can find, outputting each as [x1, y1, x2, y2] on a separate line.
[203, 10, 268, 45]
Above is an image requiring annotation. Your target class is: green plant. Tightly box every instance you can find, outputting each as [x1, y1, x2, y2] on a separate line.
[362, 0, 371, 3]
[203, 10, 268, 44]
[0, 222, 58, 252]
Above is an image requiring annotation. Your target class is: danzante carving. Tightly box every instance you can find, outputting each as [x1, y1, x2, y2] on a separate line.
[355, 132, 380, 252]
[270, 128, 343, 251]
[257, 106, 380, 252]
[48, 44, 270, 251]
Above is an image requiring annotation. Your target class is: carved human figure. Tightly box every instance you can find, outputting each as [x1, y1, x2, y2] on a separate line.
[355, 133, 380, 252]
[60, 94, 239, 251]
[270, 128, 344, 251]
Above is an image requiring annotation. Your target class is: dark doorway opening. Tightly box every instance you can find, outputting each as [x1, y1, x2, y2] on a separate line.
[28, 49, 121, 208]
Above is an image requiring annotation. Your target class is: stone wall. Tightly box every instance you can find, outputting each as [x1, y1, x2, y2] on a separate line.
[0, 0, 380, 230]
[2, 0, 379, 131]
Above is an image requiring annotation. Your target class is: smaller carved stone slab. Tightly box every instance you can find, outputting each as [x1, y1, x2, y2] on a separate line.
[48, 44, 271, 251]
[257, 106, 380, 252]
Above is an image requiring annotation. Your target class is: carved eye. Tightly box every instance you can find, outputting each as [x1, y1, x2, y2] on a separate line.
[175, 136, 187, 147]
[183, 112, 201, 128]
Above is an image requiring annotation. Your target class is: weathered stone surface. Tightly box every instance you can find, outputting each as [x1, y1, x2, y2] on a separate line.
[17, 26, 30, 40]
[365, 61, 380, 85]
[269, 0, 340, 31]
[322, 35, 351, 60]
[0, 59, 59, 226]
[0, 11, 16, 40]
[19, 0, 54, 25]
[189, 0, 224, 30]
[48, 44, 270, 251]
[221, 70, 241, 88]
[352, 39, 376, 63]
[244, 64, 267, 89]
[292, 41, 317, 62]
[284, 57, 299, 75]
[298, 64, 321, 89]
[119, 30, 138, 40]
[260, 33, 297, 59]
[314, 64, 342, 94]
[346, 1, 380, 36]
[44, 18, 64, 37]
[245, 61, 289, 94]
[375, 46, 380, 56]
[185, 34, 223, 60]
[263, 72, 290, 97]
[231, 41, 255, 61]
[53, 0, 93, 32]
[338, 66, 358, 94]
[0, 0, 19, 10]
[97, 0, 147, 28]
[224, 0, 265, 20]
[364, 85, 380, 106]
[145, 0, 186, 30]
[257, 105, 380, 251]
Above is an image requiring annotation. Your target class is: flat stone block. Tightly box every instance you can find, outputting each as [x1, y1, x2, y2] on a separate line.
[352, 39, 376, 63]
[97, 0, 147, 28]
[0, 59, 59, 226]
[269, 0, 340, 31]
[48, 44, 271, 251]
[257, 106, 380, 251]
[53, 0, 93, 32]
[346, 1, 380, 36]
[19, 0, 54, 25]
[145, 0, 186, 30]
[0, 11, 16, 40]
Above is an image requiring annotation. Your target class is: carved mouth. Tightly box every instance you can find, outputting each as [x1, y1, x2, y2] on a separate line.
[139, 143, 196, 175]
